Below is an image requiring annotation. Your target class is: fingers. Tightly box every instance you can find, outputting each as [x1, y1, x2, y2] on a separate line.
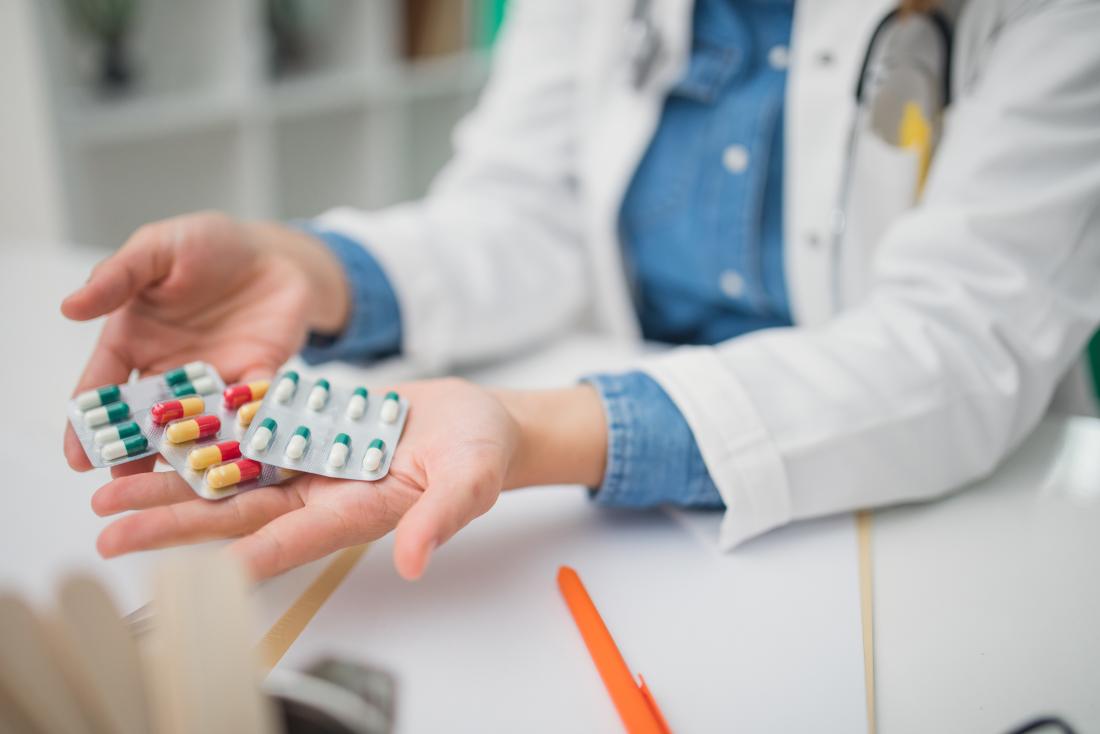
[64, 426, 93, 472]
[96, 482, 304, 558]
[392, 459, 502, 581]
[228, 504, 367, 581]
[61, 222, 174, 322]
[91, 470, 195, 515]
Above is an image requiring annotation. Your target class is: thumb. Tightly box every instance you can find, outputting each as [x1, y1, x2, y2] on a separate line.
[392, 461, 502, 580]
[61, 221, 176, 321]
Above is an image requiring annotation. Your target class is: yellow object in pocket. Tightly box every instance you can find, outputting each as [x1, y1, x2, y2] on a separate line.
[898, 101, 933, 196]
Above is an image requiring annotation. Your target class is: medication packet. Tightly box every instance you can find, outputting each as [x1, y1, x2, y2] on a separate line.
[240, 371, 408, 481]
[139, 378, 291, 500]
[67, 362, 225, 469]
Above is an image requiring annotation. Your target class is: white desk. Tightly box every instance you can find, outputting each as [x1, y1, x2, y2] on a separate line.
[2, 248, 1099, 732]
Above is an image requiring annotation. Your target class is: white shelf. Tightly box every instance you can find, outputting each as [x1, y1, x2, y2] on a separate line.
[65, 87, 246, 147]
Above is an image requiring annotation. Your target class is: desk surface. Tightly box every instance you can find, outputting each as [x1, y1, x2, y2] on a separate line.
[2, 247, 1099, 732]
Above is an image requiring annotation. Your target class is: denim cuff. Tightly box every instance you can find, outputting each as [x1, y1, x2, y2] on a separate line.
[297, 224, 402, 365]
[584, 371, 725, 509]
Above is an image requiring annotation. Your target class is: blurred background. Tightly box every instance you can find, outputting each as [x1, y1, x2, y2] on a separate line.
[0, 0, 503, 249]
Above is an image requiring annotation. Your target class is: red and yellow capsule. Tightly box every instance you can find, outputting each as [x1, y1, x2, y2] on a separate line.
[166, 414, 221, 444]
[151, 396, 204, 425]
[206, 458, 262, 490]
[187, 440, 241, 471]
[223, 380, 270, 409]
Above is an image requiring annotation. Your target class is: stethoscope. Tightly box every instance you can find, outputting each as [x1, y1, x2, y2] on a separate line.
[625, 1, 952, 308]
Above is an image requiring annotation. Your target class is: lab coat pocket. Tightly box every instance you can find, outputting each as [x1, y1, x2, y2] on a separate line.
[839, 128, 922, 304]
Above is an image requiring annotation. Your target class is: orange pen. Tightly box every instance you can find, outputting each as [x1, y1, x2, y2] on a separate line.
[557, 566, 672, 734]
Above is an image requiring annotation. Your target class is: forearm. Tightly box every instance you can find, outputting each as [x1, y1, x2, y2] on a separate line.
[497, 385, 608, 490]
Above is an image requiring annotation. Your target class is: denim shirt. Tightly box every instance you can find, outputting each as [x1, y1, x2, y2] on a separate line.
[304, 0, 794, 511]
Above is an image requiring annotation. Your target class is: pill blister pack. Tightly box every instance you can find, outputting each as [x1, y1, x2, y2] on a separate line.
[67, 362, 225, 469]
[137, 390, 294, 501]
[240, 371, 409, 481]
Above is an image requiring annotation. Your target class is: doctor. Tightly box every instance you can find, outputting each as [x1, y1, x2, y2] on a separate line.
[62, 0, 1100, 580]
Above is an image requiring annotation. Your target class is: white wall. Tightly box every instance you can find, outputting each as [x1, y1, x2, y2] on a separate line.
[0, 0, 64, 244]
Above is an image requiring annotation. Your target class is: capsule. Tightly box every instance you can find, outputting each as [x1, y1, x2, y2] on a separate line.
[327, 433, 351, 469]
[250, 418, 277, 452]
[171, 376, 217, 397]
[166, 414, 221, 444]
[76, 385, 122, 411]
[206, 458, 262, 490]
[237, 399, 262, 427]
[188, 440, 241, 471]
[84, 401, 130, 428]
[285, 426, 311, 460]
[223, 380, 270, 409]
[380, 391, 400, 424]
[93, 420, 141, 446]
[362, 438, 386, 472]
[164, 362, 206, 387]
[307, 379, 330, 411]
[151, 396, 204, 425]
[273, 371, 299, 403]
[100, 434, 148, 462]
[345, 387, 368, 420]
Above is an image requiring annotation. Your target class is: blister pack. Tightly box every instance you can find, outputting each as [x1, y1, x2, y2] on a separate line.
[239, 371, 409, 482]
[67, 362, 225, 469]
[138, 380, 293, 500]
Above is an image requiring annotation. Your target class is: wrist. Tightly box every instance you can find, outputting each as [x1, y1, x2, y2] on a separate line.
[497, 385, 608, 490]
[244, 220, 350, 334]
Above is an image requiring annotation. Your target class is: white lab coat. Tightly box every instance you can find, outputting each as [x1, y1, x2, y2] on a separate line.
[317, 0, 1100, 549]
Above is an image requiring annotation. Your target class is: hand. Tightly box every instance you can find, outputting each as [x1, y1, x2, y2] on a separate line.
[89, 380, 608, 580]
[61, 212, 349, 474]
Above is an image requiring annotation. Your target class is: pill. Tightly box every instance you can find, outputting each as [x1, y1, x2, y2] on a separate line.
[346, 387, 368, 420]
[327, 433, 351, 469]
[223, 380, 270, 409]
[380, 391, 400, 424]
[188, 440, 241, 471]
[76, 385, 122, 411]
[84, 401, 130, 428]
[100, 434, 149, 462]
[164, 362, 207, 386]
[151, 396, 204, 425]
[237, 399, 262, 427]
[307, 379, 330, 411]
[166, 414, 221, 444]
[250, 417, 277, 452]
[273, 371, 299, 403]
[171, 376, 217, 397]
[93, 420, 141, 446]
[206, 458, 262, 490]
[362, 438, 386, 472]
[285, 426, 311, 460]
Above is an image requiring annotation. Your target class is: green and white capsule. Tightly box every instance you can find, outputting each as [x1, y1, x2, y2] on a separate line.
[84, 401, 130, 428]
[285, 425, 311, 460]
[164, 362, 206, 387]
[273, 371, 299, 403]
[250, 417, 277, 452]
[345, 387, 368, 420]
[100, 434, 148, 462]
[75, 384, 122, 411]
[93, 420, 141, 446]
[171, 375, 217, 397]
[327, 433, 351, 469]
[362, 438, 386, 473]
[379, 391, 400, 424]
[307, 379, 330, 411]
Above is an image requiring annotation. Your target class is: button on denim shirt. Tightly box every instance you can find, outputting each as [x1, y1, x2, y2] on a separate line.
[304, 0, 795, 510]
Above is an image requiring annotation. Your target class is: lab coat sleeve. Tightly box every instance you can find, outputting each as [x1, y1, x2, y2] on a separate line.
[313, 0, 588, 372]
[643, 0, 1100, 549]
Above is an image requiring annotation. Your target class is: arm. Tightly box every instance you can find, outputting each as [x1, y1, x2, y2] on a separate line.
[639, 0, 1100, 547]
[314, 0, 590, 371]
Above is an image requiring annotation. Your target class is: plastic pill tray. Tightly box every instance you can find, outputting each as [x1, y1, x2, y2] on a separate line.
[240, 372, 409, 482]
[67, 362, 225, 469]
